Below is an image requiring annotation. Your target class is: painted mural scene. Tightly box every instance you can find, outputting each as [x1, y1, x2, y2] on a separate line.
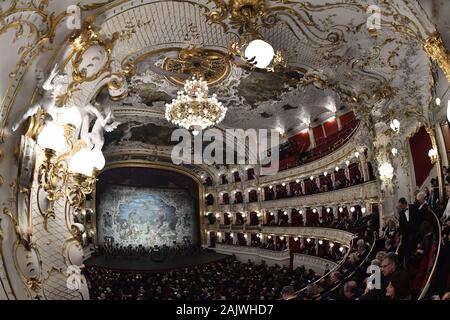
[0, 0, 450, 308]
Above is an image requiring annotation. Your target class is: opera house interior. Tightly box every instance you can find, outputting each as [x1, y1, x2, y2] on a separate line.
[1, 0, 450, 304]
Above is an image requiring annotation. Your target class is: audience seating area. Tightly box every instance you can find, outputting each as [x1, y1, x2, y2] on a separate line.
[270, 118, 360, 172]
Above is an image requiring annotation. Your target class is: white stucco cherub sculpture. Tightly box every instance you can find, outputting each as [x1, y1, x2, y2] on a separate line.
[85, 103, 120, 150]
[12, 64, 67, 131]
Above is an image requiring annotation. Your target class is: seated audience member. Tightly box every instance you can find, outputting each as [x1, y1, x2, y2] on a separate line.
[305, 283, 321, 300]
[281, 285, 296, 300]
[361, 252, 398, 300]
[386, 271, 412, 300]
[341, 281, 359, 300]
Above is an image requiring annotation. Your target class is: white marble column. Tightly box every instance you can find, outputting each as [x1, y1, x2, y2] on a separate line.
[321, 124, 327, 138]
[245, 233, 251, 246]
[336, 115, 342, 130]
[308, 127, 316, 148]
[288, 210, 292, 224]
[332, 206, 338, 219]
[285, 183, 290, 196]
[360, 154, 369, 182]
[300, 180, 305, 194]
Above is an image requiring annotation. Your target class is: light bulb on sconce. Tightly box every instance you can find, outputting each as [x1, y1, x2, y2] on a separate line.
[244, 39, 275, 69]
[428, 148, 438, 164]
[390, 119, 400, 133]
[447, 100, 450, 123]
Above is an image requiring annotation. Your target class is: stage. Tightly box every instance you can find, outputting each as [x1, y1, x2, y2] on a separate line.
[84, 250, 229, 272]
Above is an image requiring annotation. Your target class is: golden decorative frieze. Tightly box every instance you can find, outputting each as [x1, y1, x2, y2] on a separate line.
[163, 47, 231, 86]
[423, 33, 450, 82]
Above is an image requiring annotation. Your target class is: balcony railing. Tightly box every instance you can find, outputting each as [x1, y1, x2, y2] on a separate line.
[215, 244, 290, 261]
[260, 226, 355, 245]
[261, 181, 378, 209]
[293, 254, 338, 274]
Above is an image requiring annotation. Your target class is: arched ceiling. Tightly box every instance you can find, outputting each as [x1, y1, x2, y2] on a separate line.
[1, 0, 449, 183]
[86, 0, 435, 140]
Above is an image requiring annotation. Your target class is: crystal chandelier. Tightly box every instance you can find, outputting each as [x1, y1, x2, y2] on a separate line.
[165, 76, 227, 134]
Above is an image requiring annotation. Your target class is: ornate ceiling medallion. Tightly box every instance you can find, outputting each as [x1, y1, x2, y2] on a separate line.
[163, 47, 231, 87]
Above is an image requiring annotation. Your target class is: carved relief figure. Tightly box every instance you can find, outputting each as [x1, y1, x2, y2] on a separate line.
[12, 64, 67, 131]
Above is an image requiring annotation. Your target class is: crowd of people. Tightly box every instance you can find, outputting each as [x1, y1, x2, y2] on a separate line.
[85, 257, 320, 300]
[98, 240, 205, 261]
[85, 177, 450, 300]
[302, 189, 450, 300]
[264, 174, 364, 202]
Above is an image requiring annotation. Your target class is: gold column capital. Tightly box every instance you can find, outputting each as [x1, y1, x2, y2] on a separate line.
[423, 32, 450, 82]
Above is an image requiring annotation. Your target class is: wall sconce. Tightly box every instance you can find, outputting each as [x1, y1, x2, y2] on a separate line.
[36, 108, 106, 224]
[379, 161, 394, 183]
[345, 160, 350, 166]
[306, 238, 311, 243]
[296, 179, 300, 183]
[324, 171, 328, 177]
[350, 206, 355, 213]
[335, 166, 339, 172]
[310, 176, 314, 181]
[294, 237, 298, 241]
[391, 148, 398, 156]
[318, 240, 323, 245]
[326, 208, 331, 213]
[361, 207, 367, 214]
[428, 148, 439, 164]
[390, 119, 400, 133]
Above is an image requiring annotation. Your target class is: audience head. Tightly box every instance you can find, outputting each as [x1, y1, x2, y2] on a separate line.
[375, 251, 387, 263]
[343, 281, 358, 300]
[397, 198, 408, 211]
[386, 271, 411, 300]
[330, 271, 342, 284]
[370, 259, 380, 267]
[416, 192, 426, 204]
[281, 285, 295, 300]
[306, 283, 321, 299]
[381, 252, 398, 277]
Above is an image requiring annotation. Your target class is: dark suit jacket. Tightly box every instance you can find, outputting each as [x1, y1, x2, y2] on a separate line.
[399, 206, 420, 253]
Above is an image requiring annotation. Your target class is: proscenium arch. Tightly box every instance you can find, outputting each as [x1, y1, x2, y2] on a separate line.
[92, 159, 207, 247]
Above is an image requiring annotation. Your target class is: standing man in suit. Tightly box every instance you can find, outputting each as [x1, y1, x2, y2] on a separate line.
[397, 197, 419, 262]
